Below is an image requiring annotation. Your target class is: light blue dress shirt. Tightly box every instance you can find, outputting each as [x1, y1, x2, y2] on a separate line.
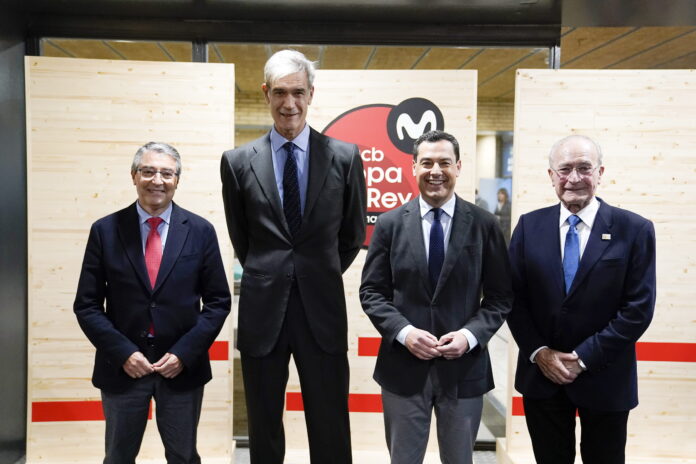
[270, 124, 310, 215]
[136, 201, 172, 254]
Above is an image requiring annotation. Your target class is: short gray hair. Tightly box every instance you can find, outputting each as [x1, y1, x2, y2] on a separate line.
[131, 142, 182, 176]
[548, 134, 603, 168]
[264, 49, 316, 88]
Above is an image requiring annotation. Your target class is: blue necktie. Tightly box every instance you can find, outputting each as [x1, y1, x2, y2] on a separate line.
[563, 214, 581, 293]
[428, 208, 445, 289]
[282, 142, 301, 237]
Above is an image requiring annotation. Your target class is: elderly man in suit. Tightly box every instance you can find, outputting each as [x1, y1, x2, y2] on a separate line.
[220, 49, 366, 464]
[74, 142, 231, 463]
[507, 134, 656, 464]
[360, 130, 513, 464]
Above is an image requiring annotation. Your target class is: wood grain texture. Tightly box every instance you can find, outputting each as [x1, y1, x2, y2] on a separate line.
[25, 56, 236, 463]
[499, 69, 696, 464]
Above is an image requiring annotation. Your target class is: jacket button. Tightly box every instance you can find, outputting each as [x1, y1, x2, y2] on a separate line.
[150, 302, 156, 308]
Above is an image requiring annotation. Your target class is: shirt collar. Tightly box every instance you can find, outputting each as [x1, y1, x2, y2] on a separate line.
[136, 201, 173, 225]
[559, 196, 600, 228]
[270, 124, 310, 153]
[419, 194, 456, 219]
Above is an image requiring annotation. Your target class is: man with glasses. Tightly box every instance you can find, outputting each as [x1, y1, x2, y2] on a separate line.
[507, 134, 656, 464]
[74, 142, 231, 463]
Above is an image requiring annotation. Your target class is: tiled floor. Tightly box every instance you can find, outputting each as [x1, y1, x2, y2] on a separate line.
[234, 447, 498, 463]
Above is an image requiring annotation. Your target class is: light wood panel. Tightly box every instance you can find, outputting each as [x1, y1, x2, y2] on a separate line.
[498, 69, 696, 464]
[25, 56, 236, 463]
[282, 69, 478, 453]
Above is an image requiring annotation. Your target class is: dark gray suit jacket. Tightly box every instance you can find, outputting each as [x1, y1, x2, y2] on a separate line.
[360, 196, 513, 397]
[221, 128, 367, 357]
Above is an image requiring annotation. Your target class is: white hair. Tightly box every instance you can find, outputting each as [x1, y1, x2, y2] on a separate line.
[548, 134, 603, 167]
[264, 49, 316, 87]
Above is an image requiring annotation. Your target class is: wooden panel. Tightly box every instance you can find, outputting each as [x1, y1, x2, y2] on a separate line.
[105, 40, 171, 61]
[499, 69, 696, 464]
[367, 46, 428, 69]
[614, 30, 696, 69]
[461, 48, 532, 83]
[321, 46, 374, 69]
[564, 27, 693, 69]
[282, 69, 477, 453]
[25, 57, 236, 463]
[415, 47, 482, 69]
[47, 39, 122, 60]
[478, 49, 548, 99]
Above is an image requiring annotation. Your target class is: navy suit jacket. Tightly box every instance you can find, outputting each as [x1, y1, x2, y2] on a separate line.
[360, 196, 513, 397]
[74, 202, 231, 393]
[507, 199, 656, 411]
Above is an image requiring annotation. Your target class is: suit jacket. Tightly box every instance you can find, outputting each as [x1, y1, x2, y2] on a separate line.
[359, 196, 513, 397]
[507, 199, 656, 411]
[74, 202, 231, 393]
[220, 128, 367, 357]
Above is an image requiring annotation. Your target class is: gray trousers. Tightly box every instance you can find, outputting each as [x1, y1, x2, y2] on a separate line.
[101, 374, 204, 464]
[381, 368, 483, 464]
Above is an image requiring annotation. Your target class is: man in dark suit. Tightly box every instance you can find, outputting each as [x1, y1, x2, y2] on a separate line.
[360, 130, 513, 464]
[74, 142, 231, 464]
[220, 50, 366, 464]
[507, 134, 656, 464]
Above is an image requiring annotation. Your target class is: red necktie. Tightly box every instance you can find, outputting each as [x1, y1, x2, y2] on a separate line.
[145, 217, 163, 336]
[145, 217, 164, 288]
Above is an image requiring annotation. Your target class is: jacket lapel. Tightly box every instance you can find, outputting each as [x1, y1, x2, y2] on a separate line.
[302, 128, 334, 225]
[403, 199, 431, 294]
[117, 202, 151, 292]
[567, 200, 612, 296]
[543, 206, 566, 297]
[153, 203, 189, 293]
[434, 196, 472, 299]
[249, 134, 290, 238]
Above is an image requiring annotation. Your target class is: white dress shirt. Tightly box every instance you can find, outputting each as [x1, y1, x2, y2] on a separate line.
[396, 195, 479, 351]
[529, 196, 601, 363]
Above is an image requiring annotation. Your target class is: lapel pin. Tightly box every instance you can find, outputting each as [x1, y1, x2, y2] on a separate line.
[602, 234, 611, 241]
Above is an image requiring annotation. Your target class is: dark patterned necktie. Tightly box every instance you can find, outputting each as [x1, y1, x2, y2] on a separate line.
[428, 208, 445, 289]
[283, 142, 301, 236]
[563, 214, 581, 293]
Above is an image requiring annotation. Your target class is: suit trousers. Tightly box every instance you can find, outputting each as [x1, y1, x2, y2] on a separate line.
[381, 366, 483, 464]
[241, 284, 352, 464]
[523, 388, 629, 464]
[101, 373, 204, 464]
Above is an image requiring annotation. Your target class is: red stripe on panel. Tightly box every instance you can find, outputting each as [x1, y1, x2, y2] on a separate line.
[358, 337, 381, 356]
[32, 400, 153, 422]
[636, 342, 696, 362]
[286, 392, 383, 413]
[209, 340, 229, 360]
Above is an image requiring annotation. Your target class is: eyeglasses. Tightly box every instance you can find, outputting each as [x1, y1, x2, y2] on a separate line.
[137, 167, 177, 181]
[551, 165, 598, 180]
